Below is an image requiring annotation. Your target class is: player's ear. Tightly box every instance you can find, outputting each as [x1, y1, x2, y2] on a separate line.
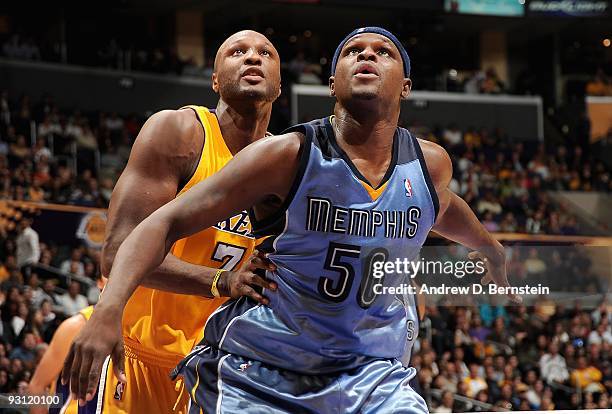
[212, 72, 220, 94]
[401, 78, 412, 100]
[329, 76, 336, 97]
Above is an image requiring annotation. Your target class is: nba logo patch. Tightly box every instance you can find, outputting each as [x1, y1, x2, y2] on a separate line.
[114, 381, 125, 401]
[404, 178, 413, 197]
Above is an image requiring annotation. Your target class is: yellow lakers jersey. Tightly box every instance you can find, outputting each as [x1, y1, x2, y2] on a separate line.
[78, 305, 94, 321]
[121, 106, 255, 364]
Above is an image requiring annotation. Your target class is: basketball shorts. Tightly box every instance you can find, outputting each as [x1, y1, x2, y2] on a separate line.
[53, 339, 189, 414]
[172, 346, 429, 414]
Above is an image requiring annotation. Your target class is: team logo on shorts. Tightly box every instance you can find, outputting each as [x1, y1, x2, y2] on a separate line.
[238, 362, 251, 372]
[404, 178, 413, 197]
[114, 381, 125, 401]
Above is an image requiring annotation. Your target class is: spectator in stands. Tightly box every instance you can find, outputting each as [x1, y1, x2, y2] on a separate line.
[37, 114, 62, 140]
[77, 122, 98, 151]
[105, 111, 124, 134]
[39, 299, 56, 338]
[453, 347, 470, 378]
[551, 321, 570, 344]
[15, 219, 40, 273]
[476, 192, 502, 216]
[442, 124, 463, 148]
[39, 279, 60, 308]
[11, 301, 29, 337]
[9, 331, 37, 366]
[539, 342, 570, 384]
[463, 363, 488, 398]
[58, 281, 87, 316]
[482, 212, 499, 232]
[31, 137, 51, 165]
[8, 135, 31, 169]
[0, 367, 7, 392]
[598, 393, 610, 409]
[571, 355, 604, 393]
[524, 247, 546, 282]
[433, 390, 455, 413]
[480, 68, 505, 94]
[454, 315, 473, 348]
[60, 249, 85, 276]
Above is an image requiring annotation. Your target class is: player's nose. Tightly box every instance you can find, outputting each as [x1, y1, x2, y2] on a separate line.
[357, 47, 377, 62]
[244, 49, 262, 65]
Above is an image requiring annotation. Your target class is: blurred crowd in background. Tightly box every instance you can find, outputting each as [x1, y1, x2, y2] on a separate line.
[418, 301, 611, 411]
[1, 90, 610, 233]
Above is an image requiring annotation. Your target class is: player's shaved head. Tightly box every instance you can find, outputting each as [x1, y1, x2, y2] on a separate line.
[212, 29, 281, 103]
[214, 30, 278, 72]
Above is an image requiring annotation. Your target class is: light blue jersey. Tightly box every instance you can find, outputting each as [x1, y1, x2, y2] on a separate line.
[174, 116, 437, 413]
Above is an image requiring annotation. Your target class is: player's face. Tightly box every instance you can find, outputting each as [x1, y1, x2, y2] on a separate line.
[213, 31, 281, 103]
[331, 33, 410, 104]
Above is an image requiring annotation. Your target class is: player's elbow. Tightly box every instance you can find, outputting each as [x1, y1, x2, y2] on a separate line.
[100, 246, 115, 278]
[100, 232, 124, 277]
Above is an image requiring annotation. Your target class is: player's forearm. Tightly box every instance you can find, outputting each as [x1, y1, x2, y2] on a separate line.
[433, 191, 504, 263]
[141, 253, 217, 297]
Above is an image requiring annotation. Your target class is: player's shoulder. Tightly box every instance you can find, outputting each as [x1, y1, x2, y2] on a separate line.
[248, 130, 305, 159]
[415, 137, 452, 190]
[135, 108, 203, 153]
[130, 109, 205, 169]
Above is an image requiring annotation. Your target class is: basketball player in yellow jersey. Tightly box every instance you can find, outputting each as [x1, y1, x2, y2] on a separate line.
[28, 306, 94, 414]
[61, 30, 281, 413]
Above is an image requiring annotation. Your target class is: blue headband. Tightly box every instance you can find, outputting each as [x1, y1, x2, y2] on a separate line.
[331, 27, 411, 78]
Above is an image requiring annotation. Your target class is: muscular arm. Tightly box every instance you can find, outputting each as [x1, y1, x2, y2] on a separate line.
[28, 314, 86, 414]
[63, 133, 303, 402]
[420, 139, 520, 302]
[101, 109, 220, 296]
[100, 132, 302, 309]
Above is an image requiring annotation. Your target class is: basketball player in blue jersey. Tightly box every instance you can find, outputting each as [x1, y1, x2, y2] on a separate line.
[67, 27, 520, 413]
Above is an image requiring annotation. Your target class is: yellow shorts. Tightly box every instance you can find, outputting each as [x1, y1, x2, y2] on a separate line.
[98, 339, 189, 414]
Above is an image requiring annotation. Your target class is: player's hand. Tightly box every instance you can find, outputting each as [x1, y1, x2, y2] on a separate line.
[468, 245, 522, 304]
[60, 307, 127, 406]
[217, 250, 277, 305]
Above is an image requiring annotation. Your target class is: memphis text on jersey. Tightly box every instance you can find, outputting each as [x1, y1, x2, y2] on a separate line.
[306, 197, 421, 239]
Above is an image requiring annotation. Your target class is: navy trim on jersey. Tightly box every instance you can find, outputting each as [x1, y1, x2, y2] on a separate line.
[412, 137, 440, 221]
[250, 126, 313, 236]
[323, 117, 399, 190]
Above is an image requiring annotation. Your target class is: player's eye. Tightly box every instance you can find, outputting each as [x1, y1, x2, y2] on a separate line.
[378, 48, 391, 57]
[232, 49, 245, 56]
[260, 49, 271, 57]
[346, 47, 361, 56]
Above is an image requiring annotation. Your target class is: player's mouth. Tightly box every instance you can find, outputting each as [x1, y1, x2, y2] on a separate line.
[241, 67, 265, 83]
[353, 63, 379, 79]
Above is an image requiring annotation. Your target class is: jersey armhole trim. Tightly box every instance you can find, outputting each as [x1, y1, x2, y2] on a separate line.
[412, 136, 440, 222]
[251, 129, 312, 232]
[177, 106, 207, 193]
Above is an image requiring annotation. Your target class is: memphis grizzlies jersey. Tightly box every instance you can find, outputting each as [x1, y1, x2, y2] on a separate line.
[203, 116, 439, 374]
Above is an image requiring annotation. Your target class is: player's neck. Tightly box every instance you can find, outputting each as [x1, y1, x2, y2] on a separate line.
[215, 99, 272, 155]
[332, 104, 398, 151]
